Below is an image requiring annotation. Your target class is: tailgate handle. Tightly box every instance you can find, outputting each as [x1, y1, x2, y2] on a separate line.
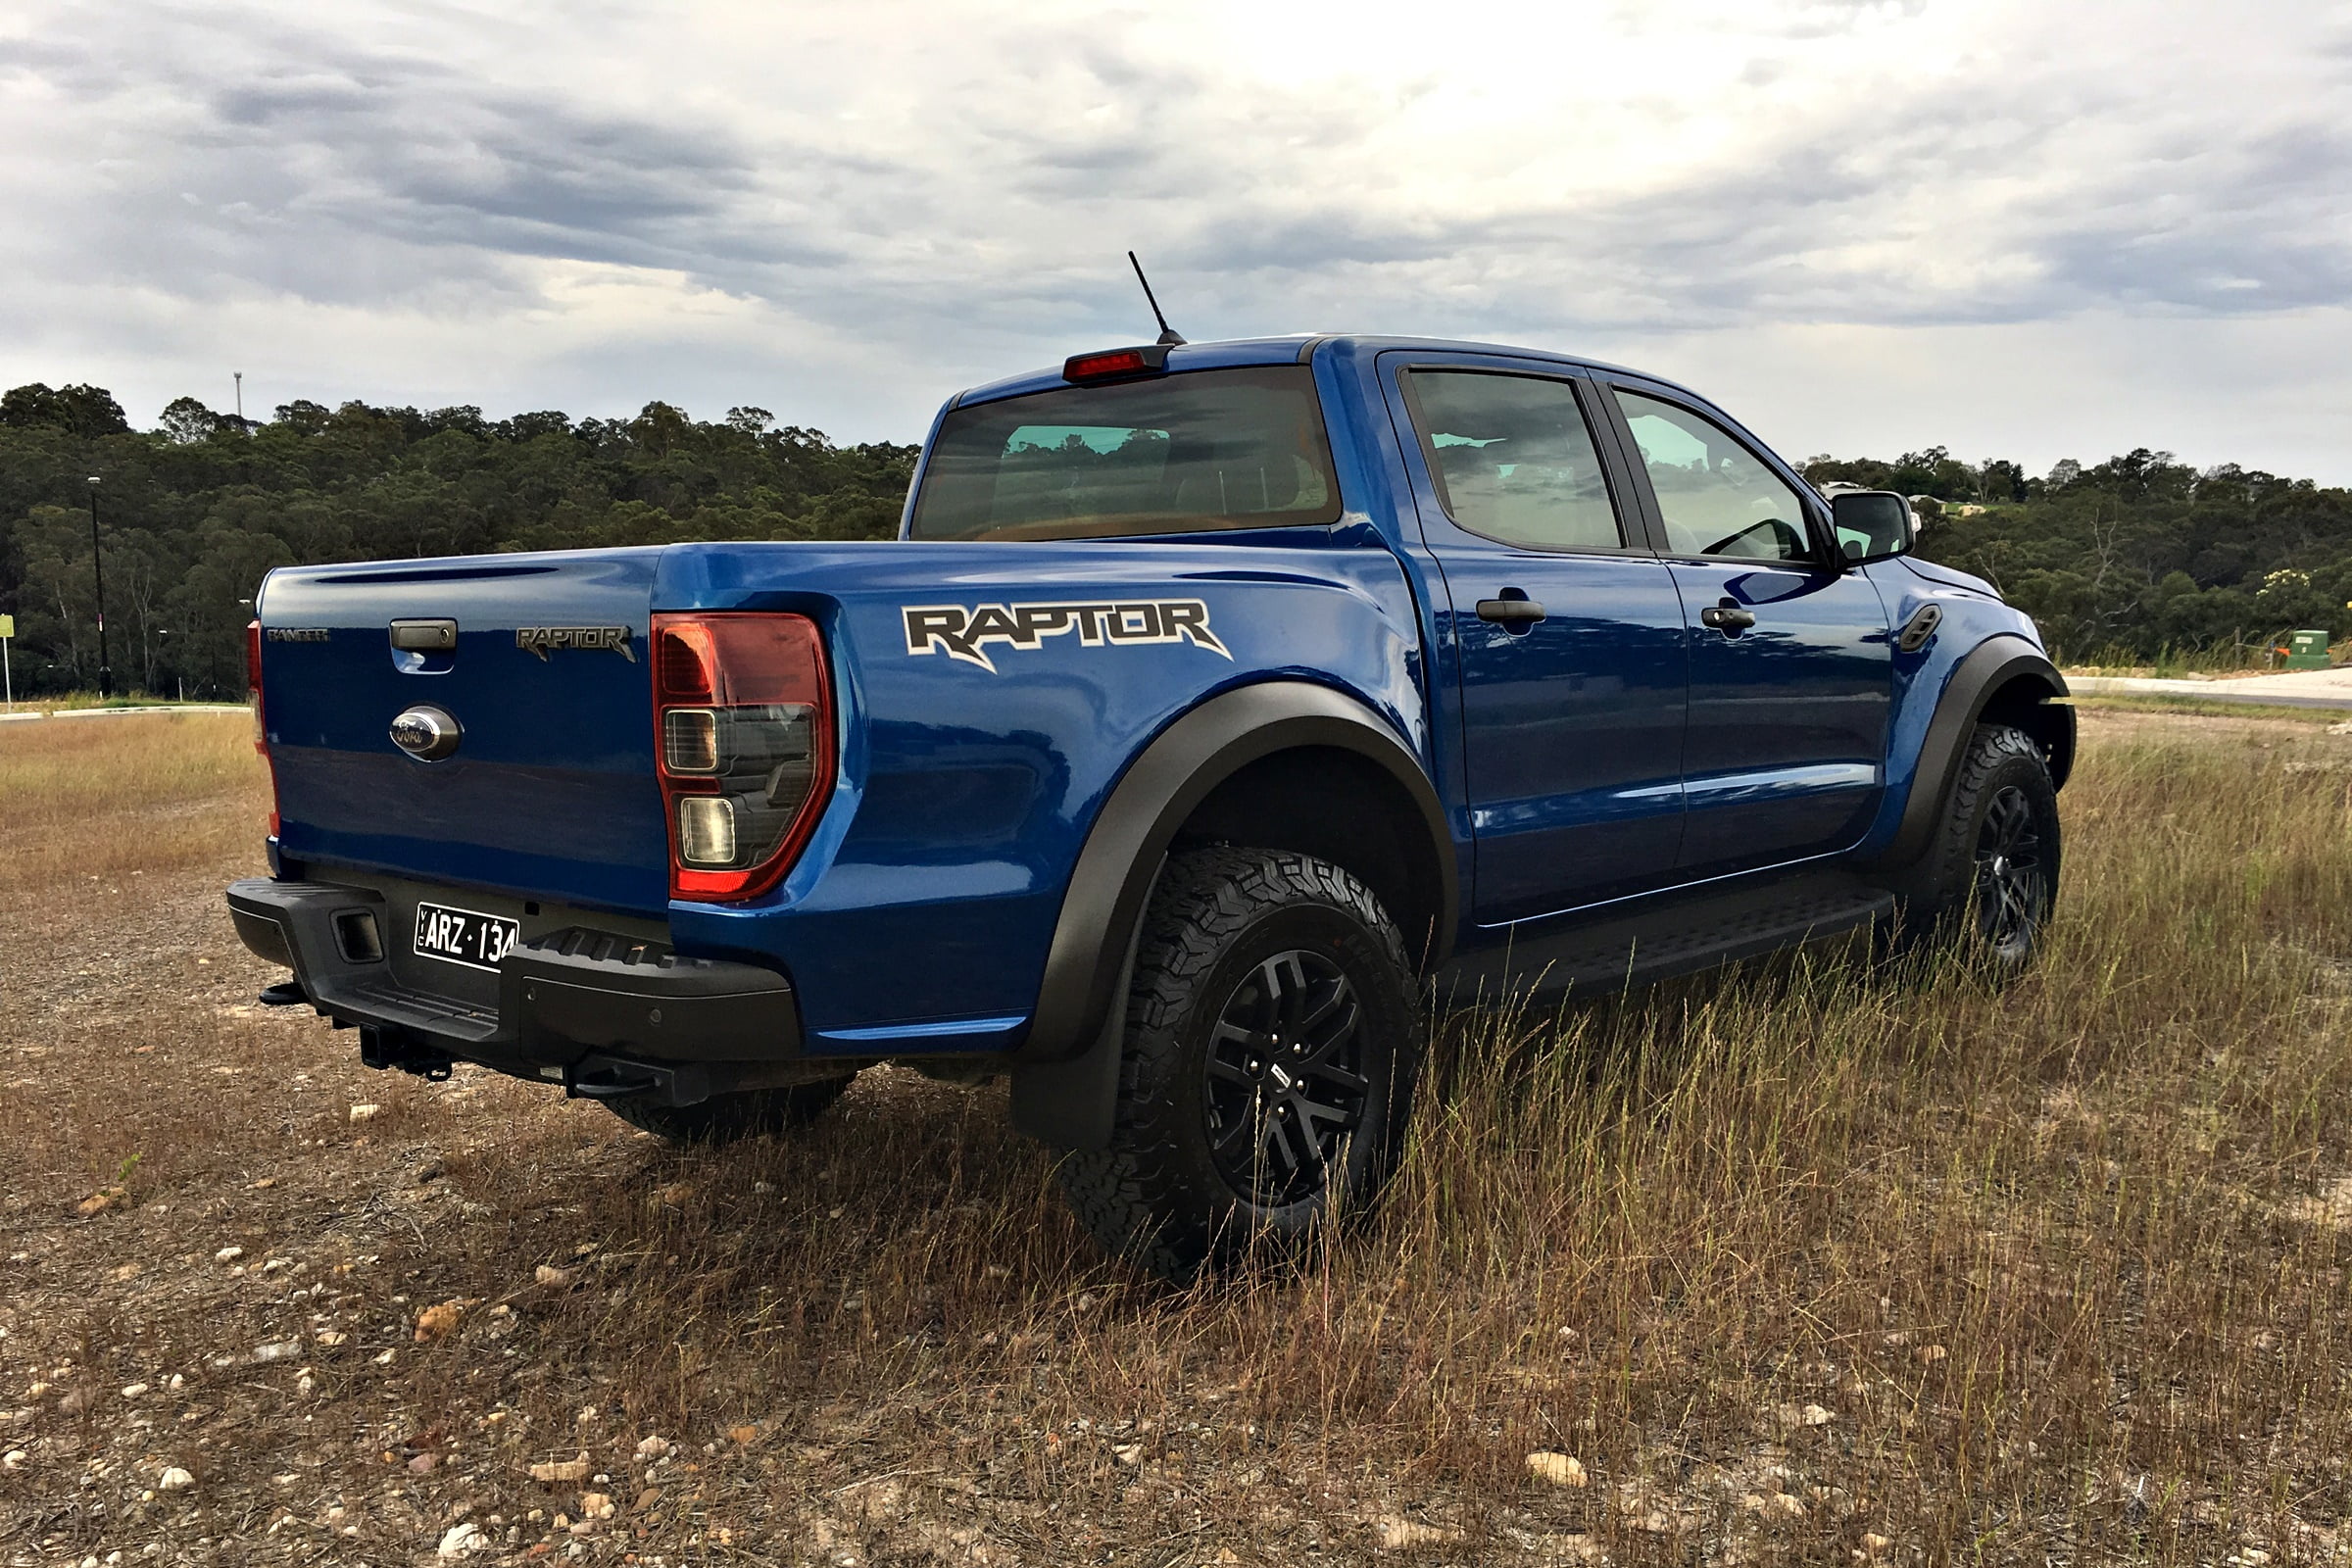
[389, 618, 458, 652]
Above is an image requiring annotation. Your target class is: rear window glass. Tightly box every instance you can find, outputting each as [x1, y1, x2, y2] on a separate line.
[907, 367, 1342, 542]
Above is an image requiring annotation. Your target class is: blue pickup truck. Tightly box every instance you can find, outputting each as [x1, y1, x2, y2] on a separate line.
[226, 333, 2071, 1277]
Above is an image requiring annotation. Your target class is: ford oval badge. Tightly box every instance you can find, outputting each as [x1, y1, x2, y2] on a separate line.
[390, 705, 463, 761]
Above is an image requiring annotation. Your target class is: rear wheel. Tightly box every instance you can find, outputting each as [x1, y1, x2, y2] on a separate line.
[1056, 847, 1422, 1281]
[603, 1075, 857, 1144]
[1889, 722, 2062, 976]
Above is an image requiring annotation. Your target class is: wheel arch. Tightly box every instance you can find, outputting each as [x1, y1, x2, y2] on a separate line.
[1023, 680, 1455, 1067]
[1009, 680, 1456, 1150]
[1879, 634, 2073, 870]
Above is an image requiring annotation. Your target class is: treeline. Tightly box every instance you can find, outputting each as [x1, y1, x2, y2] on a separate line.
[1805, 446, 2352, 661]
[2, 382, 2346, 700]
[0, 383, 917, 699]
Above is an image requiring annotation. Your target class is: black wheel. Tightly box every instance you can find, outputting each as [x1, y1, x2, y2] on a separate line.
[602, 1074, 857, 1144]
[1889, 722, 2061, 976]
[1055, 847, 1422, 1281]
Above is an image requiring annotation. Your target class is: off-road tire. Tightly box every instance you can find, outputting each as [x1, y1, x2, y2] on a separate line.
[602, 1075, 857, 1144]
[1056, 846, 1422, 1281]
[1887, 722, 2062, 976]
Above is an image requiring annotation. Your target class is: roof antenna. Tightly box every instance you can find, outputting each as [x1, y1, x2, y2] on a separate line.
[1128, 251, 1185, 346]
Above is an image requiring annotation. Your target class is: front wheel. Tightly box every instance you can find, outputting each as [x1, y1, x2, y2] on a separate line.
[1055, 847, 1423, 1281]
[1889, 722, 2062, 976]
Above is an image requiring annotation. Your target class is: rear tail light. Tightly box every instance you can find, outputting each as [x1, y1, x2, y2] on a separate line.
[651, 612, 834, 901]
[247, 619, 281, 839]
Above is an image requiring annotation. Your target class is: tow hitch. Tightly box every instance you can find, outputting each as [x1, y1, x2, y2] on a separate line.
[359, 1024, 455, 1082]
[565, 1054, 713, 1108]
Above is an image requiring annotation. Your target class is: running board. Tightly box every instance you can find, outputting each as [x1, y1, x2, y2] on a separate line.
[1434, 871, 1894, 1004]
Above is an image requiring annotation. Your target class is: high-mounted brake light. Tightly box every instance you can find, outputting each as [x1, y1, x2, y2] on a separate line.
[247, 619, 281, 840]
[651, 612, 834, 901]
[1062, 343, 1174, 384]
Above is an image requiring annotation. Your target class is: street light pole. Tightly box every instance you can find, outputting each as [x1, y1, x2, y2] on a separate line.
[87, 475, 111, 700]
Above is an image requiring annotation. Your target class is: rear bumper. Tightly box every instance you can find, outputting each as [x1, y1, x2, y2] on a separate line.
[225, 877, 805, 1077]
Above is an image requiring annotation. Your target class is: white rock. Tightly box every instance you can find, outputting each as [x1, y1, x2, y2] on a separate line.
[214, 1248, 243, 1264]
[349, 1104, 380, 1123]
[2, 1449, 26, 1469]
[253, 1341, 302, 1362]
[437, 1522, 488, 1558]
[634, 1436, 670, 1461]
[1526, 1450, 1588, 1487]
[1374, 1517, 1463, 1549]
[157, 1466, 195, 1492]
[121, 1383, 149, 1399]
[372, 1349, 396, 1365]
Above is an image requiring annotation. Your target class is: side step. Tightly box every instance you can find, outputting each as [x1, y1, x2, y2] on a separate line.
[1436, 870, 1895, 1004]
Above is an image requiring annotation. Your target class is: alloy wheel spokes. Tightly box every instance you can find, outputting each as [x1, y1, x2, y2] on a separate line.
[1204, 947, 1371, 1205]
[1974, 784, 2046, 948]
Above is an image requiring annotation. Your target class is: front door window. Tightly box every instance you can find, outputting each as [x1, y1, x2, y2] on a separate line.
[1614, 390, 1813, 564]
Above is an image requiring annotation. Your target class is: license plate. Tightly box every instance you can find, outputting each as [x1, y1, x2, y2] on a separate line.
[412, 901, 520, 972]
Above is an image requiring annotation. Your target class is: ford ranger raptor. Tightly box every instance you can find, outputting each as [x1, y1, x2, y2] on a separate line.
[227, 333, 2071, 1278]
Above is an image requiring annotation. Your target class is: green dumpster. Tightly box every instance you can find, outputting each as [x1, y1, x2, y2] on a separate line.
[2285, 629, 2333, 670]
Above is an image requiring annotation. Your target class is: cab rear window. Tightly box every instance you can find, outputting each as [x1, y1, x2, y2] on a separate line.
[908, 367, 1342, 542]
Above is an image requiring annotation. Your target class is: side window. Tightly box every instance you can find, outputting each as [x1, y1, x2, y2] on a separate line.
[1405, 371, 1626, 553]
[1612, 390, 1813, 564]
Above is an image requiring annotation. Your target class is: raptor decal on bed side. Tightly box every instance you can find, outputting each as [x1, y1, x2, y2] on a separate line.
[902, 599, 1231, 673]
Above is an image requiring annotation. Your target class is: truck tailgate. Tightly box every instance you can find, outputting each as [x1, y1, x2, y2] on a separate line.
[257, 550, 668, 916]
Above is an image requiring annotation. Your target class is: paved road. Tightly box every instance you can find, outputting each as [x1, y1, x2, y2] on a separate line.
[2069, 670, 2352, 710]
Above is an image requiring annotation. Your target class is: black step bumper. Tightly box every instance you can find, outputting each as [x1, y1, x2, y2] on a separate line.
[225, 878, 805, 1080]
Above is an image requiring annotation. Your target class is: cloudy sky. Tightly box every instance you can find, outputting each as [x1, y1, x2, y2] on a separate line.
[4, 0, 2349, 478]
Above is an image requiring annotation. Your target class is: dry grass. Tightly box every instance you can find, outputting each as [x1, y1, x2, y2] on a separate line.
[0, 710, 263, 891]
[3, 707, 2351, 1565]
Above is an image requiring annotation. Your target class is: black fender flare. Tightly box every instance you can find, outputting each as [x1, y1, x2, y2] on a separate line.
[1009, 680, 1456, 1150]
[1877, 634, 2072, 871]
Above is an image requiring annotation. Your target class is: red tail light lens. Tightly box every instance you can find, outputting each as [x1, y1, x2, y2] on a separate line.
[657, 621, 716, 703]
[247, 619, 281, 839]
[651, 612, 834, 901]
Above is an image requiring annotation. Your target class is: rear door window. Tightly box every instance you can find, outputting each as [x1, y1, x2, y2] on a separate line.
[909, 367, 1341, 542]
[1404, 370, 1627, 552]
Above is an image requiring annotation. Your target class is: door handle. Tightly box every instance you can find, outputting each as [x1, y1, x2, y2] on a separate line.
[1476, 598, 1546, 625]
[1699, 599, 1756, 634]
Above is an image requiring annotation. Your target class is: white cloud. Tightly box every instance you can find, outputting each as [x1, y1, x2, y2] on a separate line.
[1, 0, 2347, 476]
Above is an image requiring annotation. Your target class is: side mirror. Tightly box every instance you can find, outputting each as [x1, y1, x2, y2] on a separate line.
[1831, 491, 1913, 565]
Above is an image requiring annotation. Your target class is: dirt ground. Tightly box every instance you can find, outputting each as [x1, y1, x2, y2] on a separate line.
[6, 704, 2352, 1566]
